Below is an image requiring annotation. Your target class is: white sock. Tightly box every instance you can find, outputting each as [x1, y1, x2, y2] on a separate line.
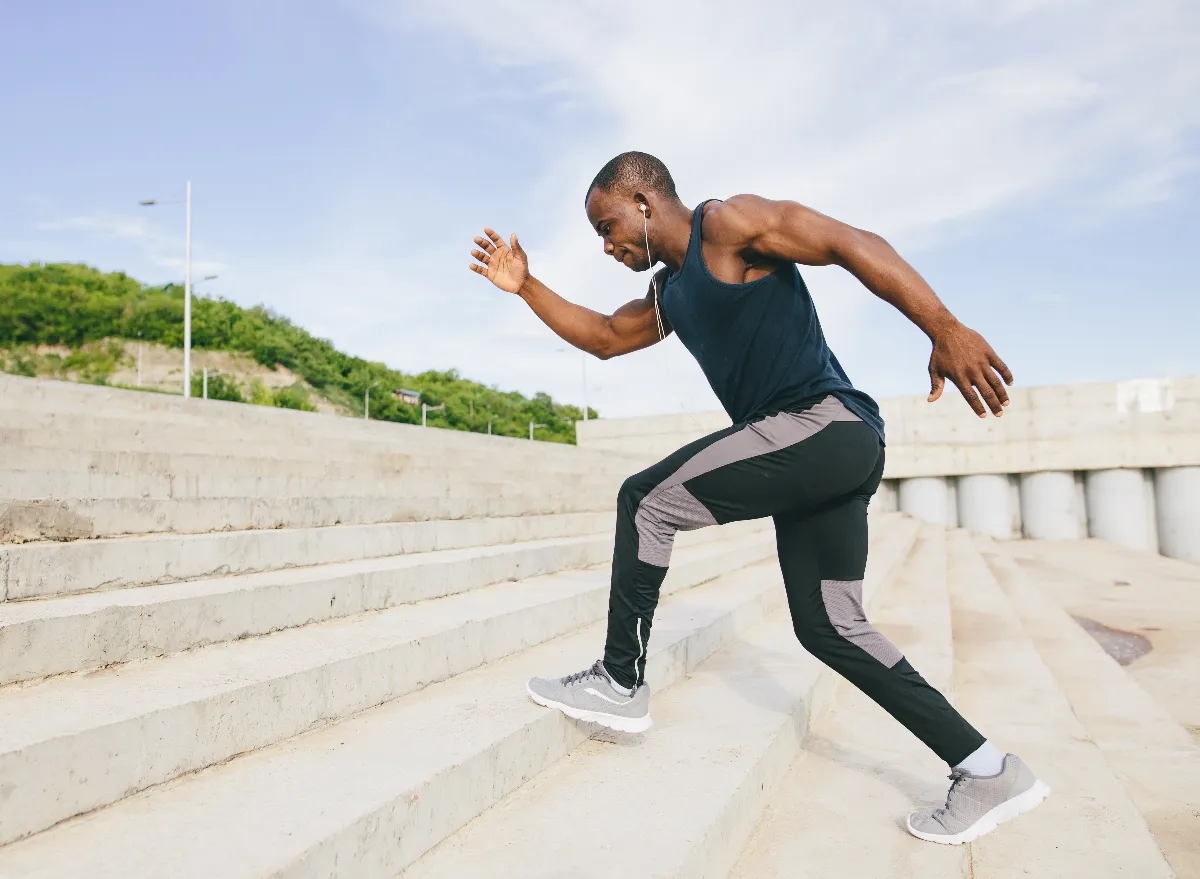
[602, 663, 633, 696]
[955, 741, 1006, 777]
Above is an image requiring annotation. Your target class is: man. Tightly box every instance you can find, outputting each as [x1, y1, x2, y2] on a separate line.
[467, 152, 1049, 844]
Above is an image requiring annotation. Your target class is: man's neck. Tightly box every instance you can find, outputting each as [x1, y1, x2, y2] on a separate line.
[655, 202, 697, 274]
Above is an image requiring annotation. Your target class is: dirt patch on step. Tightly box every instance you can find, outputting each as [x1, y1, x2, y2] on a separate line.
[1071, 615, 1153, 666]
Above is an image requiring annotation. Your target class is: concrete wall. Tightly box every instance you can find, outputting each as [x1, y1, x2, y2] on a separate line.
[576, 376, 1200, 561]
[576, 411, 732, 460]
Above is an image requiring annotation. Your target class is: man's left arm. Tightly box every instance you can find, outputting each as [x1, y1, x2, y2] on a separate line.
[712, 194, 1013, 418]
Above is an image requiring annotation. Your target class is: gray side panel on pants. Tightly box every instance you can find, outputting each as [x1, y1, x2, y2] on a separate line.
[634, 396, 861, 566]
[820, 578, 904, 667]
[634, 483, 717, 567]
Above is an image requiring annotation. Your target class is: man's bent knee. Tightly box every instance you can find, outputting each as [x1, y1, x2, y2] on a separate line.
[632, 480, 716, 567]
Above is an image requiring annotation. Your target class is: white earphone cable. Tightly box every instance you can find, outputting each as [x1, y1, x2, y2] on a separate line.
[643, 205, 701, 429]
[644, 208, 665, 342]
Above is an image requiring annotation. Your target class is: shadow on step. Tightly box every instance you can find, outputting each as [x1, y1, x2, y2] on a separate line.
[801, 733, 938, 811]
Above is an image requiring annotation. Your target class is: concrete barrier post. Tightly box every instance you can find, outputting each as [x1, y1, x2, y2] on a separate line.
[1020, 471, 1085, 539]
[957, 473, 1021, 539]
[1084, 468, 1158, 552]
[1155, 466, 1200, 563]
[898, 476, 953, 525]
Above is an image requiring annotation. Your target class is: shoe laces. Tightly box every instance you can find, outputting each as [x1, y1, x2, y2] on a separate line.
[560, 660, 606, 687]
[936, 768, 971, 818]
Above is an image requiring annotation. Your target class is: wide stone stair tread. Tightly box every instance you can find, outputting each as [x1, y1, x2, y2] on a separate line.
[0, 510, 616, 599]
[730, 523, 967, 879]
[977, 535, 1199, 878]
[944, 528, 1174, 878]
[0, 555, 796, 878]
[0, 531, 617, 684]
[0, 525, 779, 846]
[395, 518, 920, 878]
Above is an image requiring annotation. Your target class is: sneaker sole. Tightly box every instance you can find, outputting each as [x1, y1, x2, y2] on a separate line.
[526, 683, 654, 734]
[906, 779, 1052, 845]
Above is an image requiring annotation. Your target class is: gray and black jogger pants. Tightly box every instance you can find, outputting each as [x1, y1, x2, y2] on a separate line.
[602, 395, 986, 767]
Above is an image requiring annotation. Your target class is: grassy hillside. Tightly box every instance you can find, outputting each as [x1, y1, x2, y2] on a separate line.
[0, 263, 594, 443]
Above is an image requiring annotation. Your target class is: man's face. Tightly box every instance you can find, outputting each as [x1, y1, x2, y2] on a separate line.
[585, 188, 650, 272]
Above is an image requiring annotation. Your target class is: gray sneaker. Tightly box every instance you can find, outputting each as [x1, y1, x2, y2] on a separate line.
[906, 754, 1050, 845]
[526, 660, 652, 733]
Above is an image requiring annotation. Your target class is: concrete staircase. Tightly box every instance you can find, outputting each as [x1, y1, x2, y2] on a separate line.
[0, 374, 1193, 878]
[0, 374, 639, 542]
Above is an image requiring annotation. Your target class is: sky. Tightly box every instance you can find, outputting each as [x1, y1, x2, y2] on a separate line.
[2, 0, 1198, 418]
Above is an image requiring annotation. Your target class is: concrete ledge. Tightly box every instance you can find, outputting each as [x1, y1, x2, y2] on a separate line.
[574, 377, 1200, 476]
[885, 435, 1200, 478]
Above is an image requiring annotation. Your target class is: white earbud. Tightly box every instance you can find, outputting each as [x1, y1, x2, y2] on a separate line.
[639, 203, 647, 213]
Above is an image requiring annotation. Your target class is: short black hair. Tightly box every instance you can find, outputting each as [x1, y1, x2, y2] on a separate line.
[585, 151, 678, 204]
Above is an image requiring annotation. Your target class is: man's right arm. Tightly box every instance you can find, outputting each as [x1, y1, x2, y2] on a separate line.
[469, 226, 670, 360]
[517, 269, 671, 360]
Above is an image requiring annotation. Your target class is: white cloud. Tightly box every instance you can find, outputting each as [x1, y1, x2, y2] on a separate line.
[36, 214, 172, 247]
[216, 0, 1200, 417]
[35, 213, 230, 283]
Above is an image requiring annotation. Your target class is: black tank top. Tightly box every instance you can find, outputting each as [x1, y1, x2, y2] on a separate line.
[660, 201, 885, 441]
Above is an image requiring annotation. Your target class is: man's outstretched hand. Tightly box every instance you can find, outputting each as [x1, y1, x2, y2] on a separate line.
[469, 227, 528, 294]
[928, 322, 1014, 417]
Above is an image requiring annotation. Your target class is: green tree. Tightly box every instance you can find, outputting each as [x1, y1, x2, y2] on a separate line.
[0, 262, 594, 442]
[272, 383, 317, 412]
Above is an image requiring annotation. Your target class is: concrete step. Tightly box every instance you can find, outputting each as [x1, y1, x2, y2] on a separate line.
[1007, 537, 1200, 743]
[0, 531, 618, 686]
[0, 376, 617, 454]
[398, 517, 920, 879]
[1, 443, 621, 484]
[0, 465, 615, 503]
[0, 511, 615, 600]
[0, 466, 612, 501]
[977, 536, 1199, 879]
[0, 549, 796, 878]
[0, 426, 635, 484]
[0, 525, 778, 846]
[0, 378, 629, 463]
[730, 524, 967, 879]
[0, 408, 633, 469]
[944, 528, 1174, 878]
[1, 488, 616, 542]
[0, 428, 637, 492]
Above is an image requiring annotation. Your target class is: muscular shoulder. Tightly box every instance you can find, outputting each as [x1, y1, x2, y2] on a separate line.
[700, 194, 777, 248]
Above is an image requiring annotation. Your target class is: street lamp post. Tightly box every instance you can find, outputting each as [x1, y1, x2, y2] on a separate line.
[202, 368, 225, 400]
[529, 421, 546, 441]
[140, 182, 194, 397]
[365, 381, 379, 420]
[184, 181, 191, 397]
[423, 402, 445, 427]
